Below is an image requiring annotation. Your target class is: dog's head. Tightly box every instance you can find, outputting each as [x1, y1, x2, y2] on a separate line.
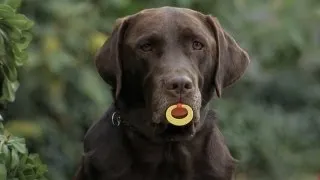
[95, 7, 250, 141]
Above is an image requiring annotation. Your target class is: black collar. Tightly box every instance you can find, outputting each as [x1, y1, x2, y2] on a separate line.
[110, 107, 152, 142]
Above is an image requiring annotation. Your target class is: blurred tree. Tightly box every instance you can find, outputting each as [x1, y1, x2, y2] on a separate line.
[1, 0, 319, 179]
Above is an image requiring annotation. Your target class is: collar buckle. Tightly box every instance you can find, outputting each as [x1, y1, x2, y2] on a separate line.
[111, 112, 121, 126]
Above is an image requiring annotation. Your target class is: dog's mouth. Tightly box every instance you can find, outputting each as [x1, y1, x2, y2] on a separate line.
[150, 99, 200, 141]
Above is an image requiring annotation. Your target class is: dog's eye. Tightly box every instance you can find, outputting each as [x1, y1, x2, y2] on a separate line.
[140, 43, 153, 52]
[192, 41, 204, 50]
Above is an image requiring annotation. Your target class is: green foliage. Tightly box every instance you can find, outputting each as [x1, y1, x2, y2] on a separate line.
[0, 0, 48, 180]
[0, 0, 33, 104]
[0, 123, 47, 180]
[2, 0, 320, 180]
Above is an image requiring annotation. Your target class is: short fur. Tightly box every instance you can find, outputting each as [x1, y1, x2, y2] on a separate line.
[74, 6, 250, 180]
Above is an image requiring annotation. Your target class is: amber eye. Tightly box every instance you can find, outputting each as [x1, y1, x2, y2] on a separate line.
[192, 41, 204, 50]
[140, 43, 153, 52]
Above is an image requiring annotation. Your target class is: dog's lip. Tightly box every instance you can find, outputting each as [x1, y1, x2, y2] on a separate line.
[168, 100, 191, 107]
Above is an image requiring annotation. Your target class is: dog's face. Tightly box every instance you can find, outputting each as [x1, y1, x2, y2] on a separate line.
[95, 7, 249, 141]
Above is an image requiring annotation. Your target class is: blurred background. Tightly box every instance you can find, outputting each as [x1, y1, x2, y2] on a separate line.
[1, 0, 320, 179]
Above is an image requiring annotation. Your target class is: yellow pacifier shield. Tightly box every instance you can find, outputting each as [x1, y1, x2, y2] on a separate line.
[165, 103, 193, 126]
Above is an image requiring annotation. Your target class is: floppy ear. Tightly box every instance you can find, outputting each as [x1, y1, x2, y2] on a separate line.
[95, 17, 129, 99]
[206, 16, 250, 97]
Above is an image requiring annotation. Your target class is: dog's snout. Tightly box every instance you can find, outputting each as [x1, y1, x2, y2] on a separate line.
[165, 76, 193, 96]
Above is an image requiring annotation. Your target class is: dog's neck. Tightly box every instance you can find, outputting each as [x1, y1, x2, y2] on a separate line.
[111, 100, 216, 147]
[108, 102, 220, 179]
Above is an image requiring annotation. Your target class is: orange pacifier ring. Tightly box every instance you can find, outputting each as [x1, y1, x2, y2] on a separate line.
[165, 103, 193, 126]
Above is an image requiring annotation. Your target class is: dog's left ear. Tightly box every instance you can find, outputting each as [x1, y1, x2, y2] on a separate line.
[206, 16, 250, 97]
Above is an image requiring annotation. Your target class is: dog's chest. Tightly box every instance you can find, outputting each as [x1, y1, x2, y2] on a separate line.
[102, 161, 217, 180]
[129, 143, 193, 180]
[98, 143, 218, 180]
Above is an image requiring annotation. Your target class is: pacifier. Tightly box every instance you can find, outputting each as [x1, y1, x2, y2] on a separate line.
[165, 103, 193, 126]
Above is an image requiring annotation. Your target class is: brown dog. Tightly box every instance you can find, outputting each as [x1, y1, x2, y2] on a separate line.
[74, 6, 250, 180]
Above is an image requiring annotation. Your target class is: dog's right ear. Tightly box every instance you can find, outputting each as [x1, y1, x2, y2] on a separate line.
[95, 17, 129, 100]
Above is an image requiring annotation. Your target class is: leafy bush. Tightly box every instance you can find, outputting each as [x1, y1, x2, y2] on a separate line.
[0, 0, 48, 179]
[0, 0, 33, 104]
[0, 123, 47, 180]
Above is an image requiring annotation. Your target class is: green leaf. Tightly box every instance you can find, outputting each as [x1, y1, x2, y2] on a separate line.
[18, 154, 27, 165]
[1, 144, 10, 166]
[16, 31, 32, 50]
[14, 51, 27, 66]
[0, 35, 5, 56]
[3, 59, 18, 82]
[0, 163, 7, 180]
[0, 4, 15, 19]
[12, 45, 27, 66]
[8, 137, 27, 154]
[23, 163, 34, 170]
[0, 28, 10, 46]
[0, 77, 11, 102]
[1, 144, 9, 157]
[0, 152, 5, 163]
[8, 27, 22, 42]
[0, 76, 18, 102]
[22, 167, 35, 176]
[5, 0, 22, 9]
[10, 148, 19, 169]
[6, 14, 34, 31]
[26, 154, 39, 163]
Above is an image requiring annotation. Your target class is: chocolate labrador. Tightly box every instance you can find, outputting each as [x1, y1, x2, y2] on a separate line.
[74, 6, 250, 180]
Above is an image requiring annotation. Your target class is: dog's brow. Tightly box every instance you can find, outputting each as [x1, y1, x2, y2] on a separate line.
[180, 27, 208, 43]
[136, 32, 162, 44]
[181, 27, 203, 37]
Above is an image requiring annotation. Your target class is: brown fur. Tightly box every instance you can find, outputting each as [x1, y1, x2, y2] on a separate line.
[74, 6, 250, 180]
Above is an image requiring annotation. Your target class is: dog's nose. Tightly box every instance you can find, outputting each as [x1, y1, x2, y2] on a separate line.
[165, 76, 193, 96]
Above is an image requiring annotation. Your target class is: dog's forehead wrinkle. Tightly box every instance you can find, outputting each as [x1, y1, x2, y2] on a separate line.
[128, 8, 209, 43]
